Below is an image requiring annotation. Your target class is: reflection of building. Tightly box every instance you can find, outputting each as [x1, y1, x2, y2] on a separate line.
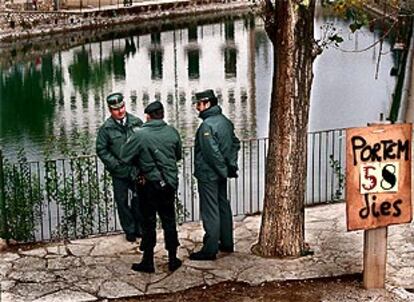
[149, 33, 163, 80]
[187, 48, 200, 80]
[186, 25, 200, 80]
[21, 17, 258, 152]
[224, 20, 237, 79]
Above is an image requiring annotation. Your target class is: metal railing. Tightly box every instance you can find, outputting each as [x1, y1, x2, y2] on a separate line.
[0, 127, 346, 243]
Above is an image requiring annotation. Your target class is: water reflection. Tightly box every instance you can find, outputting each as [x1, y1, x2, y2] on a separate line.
[224, 21, 237, 79]
[187, 48, 200, 79]
[0, 55, 60, 149]
[310, 14, 397, 131]
[150, 33, 163, 80]
[187, 25, 200, 80]
[0, 13, 397, 160]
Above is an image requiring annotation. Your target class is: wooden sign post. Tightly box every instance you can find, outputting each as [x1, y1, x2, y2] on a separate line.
[346, 123, 412, 289]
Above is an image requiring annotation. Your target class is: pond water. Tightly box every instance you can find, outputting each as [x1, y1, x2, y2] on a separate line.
[0, 9, 397, 160]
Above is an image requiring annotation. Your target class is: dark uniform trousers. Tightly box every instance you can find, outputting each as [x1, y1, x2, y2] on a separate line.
[198, 178, 233, 255]
[112, 177, 142, 236]
[138, 181, 180, 252]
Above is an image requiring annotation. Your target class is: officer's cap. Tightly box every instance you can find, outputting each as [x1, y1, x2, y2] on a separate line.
[106, 92, 125, 109]
[193, 89, 217, 104]
[144, 101, 164, 114]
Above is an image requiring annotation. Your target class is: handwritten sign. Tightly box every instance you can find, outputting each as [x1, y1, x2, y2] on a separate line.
[346, 123, 412, 231]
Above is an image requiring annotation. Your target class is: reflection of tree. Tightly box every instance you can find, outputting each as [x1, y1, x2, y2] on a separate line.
[68, 47, 91, 92]
[112, 49, 126, 80]
[68, 45, 115, 96]
[0, 58, 58, 138]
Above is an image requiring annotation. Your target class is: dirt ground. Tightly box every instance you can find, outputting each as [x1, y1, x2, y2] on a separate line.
[115, 275, 408, 302]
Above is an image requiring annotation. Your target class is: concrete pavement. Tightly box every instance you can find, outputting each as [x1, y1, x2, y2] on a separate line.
[0, 202, 413, 301]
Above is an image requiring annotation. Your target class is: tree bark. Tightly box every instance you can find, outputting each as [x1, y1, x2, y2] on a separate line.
[254, 0, 316, 257]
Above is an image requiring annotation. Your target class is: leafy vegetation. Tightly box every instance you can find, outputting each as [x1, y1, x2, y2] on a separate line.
[0, 130, 188, 242]
[0, 149, 41, 241]
[329, 154, 346, 201]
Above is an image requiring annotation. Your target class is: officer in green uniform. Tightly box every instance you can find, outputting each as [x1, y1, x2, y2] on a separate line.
[121, 101, 182, 273]
[96, 92, 143, 242]
[189, 89, 240, 261]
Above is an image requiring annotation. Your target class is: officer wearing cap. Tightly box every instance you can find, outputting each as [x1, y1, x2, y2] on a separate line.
[121, 101, 182, 273]
[189, 89, 240, 261]
[96, 92, 143, 242]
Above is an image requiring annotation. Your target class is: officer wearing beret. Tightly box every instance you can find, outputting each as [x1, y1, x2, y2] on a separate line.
[189, 89, 240, 261]
[96, 92, 143, 242]
[121, 101, 182, 273]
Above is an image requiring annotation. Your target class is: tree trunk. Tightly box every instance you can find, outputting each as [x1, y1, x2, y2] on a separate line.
[254, 0, 316, 257]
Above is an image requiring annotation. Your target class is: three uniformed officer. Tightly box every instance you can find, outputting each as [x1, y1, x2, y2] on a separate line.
[121, 101, 182, 273]
[189, 89, 241, 261]
[96, 92, 143, 242]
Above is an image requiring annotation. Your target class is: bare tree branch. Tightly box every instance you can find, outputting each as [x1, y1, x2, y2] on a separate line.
[334, 20, 397, 53]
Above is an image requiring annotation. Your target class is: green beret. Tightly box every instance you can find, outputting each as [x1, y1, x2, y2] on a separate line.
[144, 101, 164, 114]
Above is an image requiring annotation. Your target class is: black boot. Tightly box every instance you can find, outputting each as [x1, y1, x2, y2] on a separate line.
[219, 243, 234, 253]
[168, 248, 182, 272]
[131, 250, 155, 273]
[189, 250, 216, 261]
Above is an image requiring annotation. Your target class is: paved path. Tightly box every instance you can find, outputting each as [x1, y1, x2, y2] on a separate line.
[0, 203, 413, 301]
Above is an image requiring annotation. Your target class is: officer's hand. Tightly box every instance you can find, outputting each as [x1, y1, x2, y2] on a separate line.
[228, 165, 238, 178]
[137, 175, 146, 186]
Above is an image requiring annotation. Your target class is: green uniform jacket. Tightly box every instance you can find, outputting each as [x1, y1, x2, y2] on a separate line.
[96, 113, 143, 179]
[194, 105, 241, 182]
[120, 119, 182, 189]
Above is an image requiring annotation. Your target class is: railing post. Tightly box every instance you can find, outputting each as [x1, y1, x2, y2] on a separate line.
[0, 149, 8, 240]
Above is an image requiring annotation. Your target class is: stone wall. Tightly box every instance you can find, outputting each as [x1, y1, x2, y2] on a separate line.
[0, 5, 254, 71]
[1, 0, 236, 10]
[1, 11, 83, 32]
[0, 0, 255, 43]
[3, 0, 55, 11]
[63, 0, 124, 9]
